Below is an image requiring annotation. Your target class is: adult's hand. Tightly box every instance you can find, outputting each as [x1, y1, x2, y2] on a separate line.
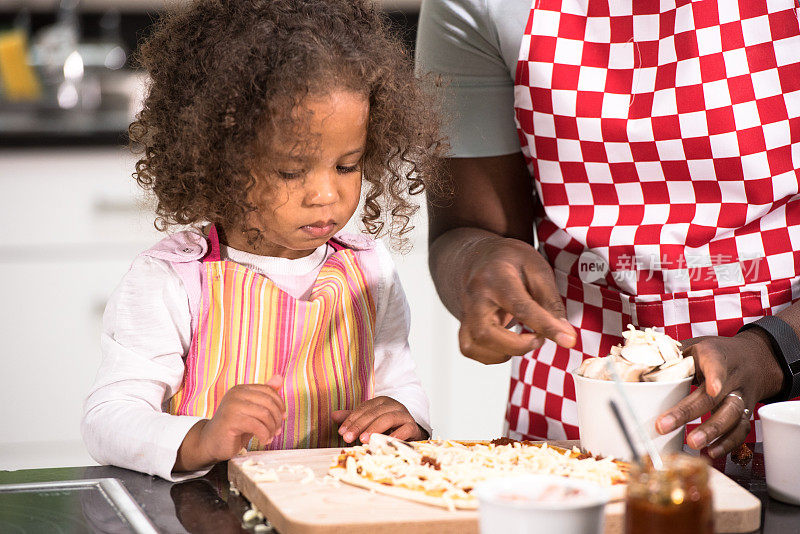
[456, 232, 577, 364]
[655, 331, 783, 458]
[428, 154, 576, 365]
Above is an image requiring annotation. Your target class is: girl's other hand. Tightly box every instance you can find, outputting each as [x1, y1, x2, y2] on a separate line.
[655, 332, 784, 458]
[457, 234, 576, 364]
[332, 396, 427, 444]
[174, 376, 286, 472]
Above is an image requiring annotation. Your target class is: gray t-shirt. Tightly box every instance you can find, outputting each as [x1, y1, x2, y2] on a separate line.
[415, 0, 532, 157]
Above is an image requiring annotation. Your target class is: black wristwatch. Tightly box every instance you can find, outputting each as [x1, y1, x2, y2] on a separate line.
[738, 315, 800, 403]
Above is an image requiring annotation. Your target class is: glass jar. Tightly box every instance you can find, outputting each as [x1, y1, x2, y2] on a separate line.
[625, 453, 713, 534]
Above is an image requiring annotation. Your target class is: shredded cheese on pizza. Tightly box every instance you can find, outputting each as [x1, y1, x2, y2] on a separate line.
[329, 438, 627, 507]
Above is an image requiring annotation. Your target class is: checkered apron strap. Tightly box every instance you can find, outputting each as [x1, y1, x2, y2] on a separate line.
[508, 0, 800, 441]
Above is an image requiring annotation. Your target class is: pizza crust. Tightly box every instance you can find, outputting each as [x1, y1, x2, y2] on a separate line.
[332, 468, 625, 508]
[330, 468, 478, 510]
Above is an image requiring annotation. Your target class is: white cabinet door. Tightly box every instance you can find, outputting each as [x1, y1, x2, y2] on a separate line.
[0, 256, 138, 469]
[0, 148, 162, 249]
[0, 147, 162, 469]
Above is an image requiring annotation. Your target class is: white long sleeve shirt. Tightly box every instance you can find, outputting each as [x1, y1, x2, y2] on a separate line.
[82, 234, 431, 481]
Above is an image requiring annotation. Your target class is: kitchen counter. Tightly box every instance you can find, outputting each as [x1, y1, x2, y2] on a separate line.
[0, 463, 257, 533]
[0, 445, 797, 534]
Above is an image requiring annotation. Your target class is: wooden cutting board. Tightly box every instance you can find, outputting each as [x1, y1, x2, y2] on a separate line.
[228, 441, 761, 534]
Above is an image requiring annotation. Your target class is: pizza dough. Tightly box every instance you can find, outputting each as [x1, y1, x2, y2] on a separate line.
[328, 438, 628, 510]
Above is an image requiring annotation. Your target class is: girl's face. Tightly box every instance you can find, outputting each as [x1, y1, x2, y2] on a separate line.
[228, 89, 368, 259]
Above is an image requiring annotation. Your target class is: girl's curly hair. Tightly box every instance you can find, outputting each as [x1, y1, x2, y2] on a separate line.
[129, 0, 445, 247]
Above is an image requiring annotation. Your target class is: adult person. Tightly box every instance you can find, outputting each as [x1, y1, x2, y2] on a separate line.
[416, 0, 800, 458]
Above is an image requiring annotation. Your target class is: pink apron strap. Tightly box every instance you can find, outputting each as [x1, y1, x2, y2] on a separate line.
[204, 224, 223, 262]
[328, 238, 346, 252]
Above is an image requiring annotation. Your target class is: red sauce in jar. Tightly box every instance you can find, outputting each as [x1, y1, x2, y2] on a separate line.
[625, 454, 713, 534]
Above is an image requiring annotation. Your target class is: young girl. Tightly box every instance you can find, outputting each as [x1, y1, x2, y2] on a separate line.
[81, 0, 444, 480]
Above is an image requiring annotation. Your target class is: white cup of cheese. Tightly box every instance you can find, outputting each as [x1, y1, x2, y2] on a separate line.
[758, 401, 800, 505]
[573, 372, 691, 461]
[475, 474, 608, 534]
[572, 325, 694, 461]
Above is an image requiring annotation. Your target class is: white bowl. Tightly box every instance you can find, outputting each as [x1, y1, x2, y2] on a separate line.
[758, 401, 800, 505]
[474, 474, 608, 534]
[572, 372, 692, 461]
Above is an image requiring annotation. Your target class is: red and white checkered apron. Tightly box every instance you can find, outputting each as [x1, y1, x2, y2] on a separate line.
[508, 0, 800, 442]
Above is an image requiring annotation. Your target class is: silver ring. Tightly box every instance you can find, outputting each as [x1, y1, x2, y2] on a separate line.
[727, 391, 745, 405]
[727, 391, 751, 419]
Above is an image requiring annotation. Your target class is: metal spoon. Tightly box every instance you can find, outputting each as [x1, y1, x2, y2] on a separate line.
[605, 358, 665, 470]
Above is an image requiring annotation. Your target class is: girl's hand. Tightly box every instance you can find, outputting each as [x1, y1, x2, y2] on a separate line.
[174, 376, 286, 472]
[332, 396, 427, 444]
[456, 235, 577, 364]
[655, 332, 784, 458]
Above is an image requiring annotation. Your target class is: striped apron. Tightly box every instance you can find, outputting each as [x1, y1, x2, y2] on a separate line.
[169, 225, 376, 449]
[509, 0, 800, 441]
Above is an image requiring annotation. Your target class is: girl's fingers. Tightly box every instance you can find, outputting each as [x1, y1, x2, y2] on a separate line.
[331, 410, 352, 423]
[707, 417, 752, 459]
[251, 385, 288, 412]
[265, 375, 284, 391]
[342, 408, 395, 443]
[230, 386, 287, 419]
[359, 411, 407, 443]
[389, 422, 419, 442]
[244, 393, 287, 428]
[338, 399, 382, 431]
[233, 398, 284, 434]
[230, 413, 275, 448]
[338, 400, 391, 441]
[686, 391, 747, 450]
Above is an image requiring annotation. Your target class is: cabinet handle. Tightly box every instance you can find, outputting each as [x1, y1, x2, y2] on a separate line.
[93, 300, 106, 319]
[92, 199, 141, 215]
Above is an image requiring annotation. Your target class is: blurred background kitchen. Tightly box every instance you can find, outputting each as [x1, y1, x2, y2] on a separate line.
[0, 0, 511, 470]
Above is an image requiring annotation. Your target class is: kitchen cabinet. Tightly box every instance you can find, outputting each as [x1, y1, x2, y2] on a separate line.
[0, 147, 162, 470]
[0, 147, 510, 470]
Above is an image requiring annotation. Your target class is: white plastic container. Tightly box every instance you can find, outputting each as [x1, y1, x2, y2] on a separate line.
[474, 474, 608, 534]
[759, 401, 800, 505]
[572, 372, 692, 461]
